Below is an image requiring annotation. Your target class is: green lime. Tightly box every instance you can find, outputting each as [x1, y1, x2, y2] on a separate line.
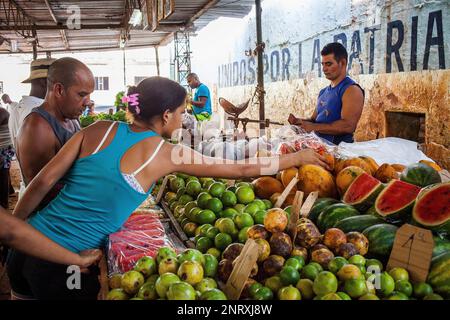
[296, 279, 315, 300]
[199, 224, 213, 237]
[215, 218, 236, 235]
[313, 271, 338, 296]
[206, 248, 221, 260]
[236, 186, 255, 204]
[301, 265, 320, 281]
[196, 237, 213, 253]
[186, 180, 202, 197]
[203, 179, 216, 190]
[280, 266, 301, 285]
[186, 176, 199, 183]
[206, 198, 223, 214]
[253, 210, 267, 225]
[423, 293, 443, 300]
[348, 255, 366, 267]
[377, 272, 395, 297]
[328, 257, 348, 274]
[196, 210, 216, 225]
[208, 182, 226, 198]
[205, 227, 220, 240]
[387, 291, 409, 300]
[234, 213, 254, 230]
[336, 292, 352, 300]
[234, 204, 246, 213]
[365, 259, 384, 272]
[176, 187, 186, 200]
[186, 207, 201, 222]
[344, 278, 368, 298]
[193, 234, 202, 244]
[395, 280, 413, 297]
[388, 267, 409, 282]
[220, 208, 239, 219]
[264, 276, 283, 293]
[321, 293, 342, 300]
[262, 199, 273, 210]
[183, 222, 198, 237]
[164, 192, 177, 203]
[197, 192, 213, 209]
[251, 200, 267, 211]
[203, 254, 218, 278]
[308, 262, 323, 272]
[285, 257, 303, 271]
[214, 233, 233, 250]
[238, 227, 250, 243]
[291, 255, 306, 269]
[184, 201, 197, 217]
[359, 293, 380, 300]
[243, 203, 260, 216]
[278, 285, 301, 300]
[254, 287, 273, 300]
[169, 177, 185, 192]
[248, 283, 263, 298]
[413, 282, 433, 298]
[221, 191, 237, 207]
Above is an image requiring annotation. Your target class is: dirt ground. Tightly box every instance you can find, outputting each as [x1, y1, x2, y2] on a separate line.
[0, 160, 21, 300]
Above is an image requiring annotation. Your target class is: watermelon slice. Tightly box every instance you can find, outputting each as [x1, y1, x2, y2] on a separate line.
[412, 182, 450, 237]
[374, 180, 421, 224]
[343, 173, 384, 212]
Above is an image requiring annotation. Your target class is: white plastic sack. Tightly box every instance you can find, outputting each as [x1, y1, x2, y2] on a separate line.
[337, 137, 435, 165]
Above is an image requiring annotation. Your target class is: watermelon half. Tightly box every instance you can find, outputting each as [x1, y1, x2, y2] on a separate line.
[412, 182, 450, 237]
[343, 173, 384, 212]
[373, 180, 421, 224]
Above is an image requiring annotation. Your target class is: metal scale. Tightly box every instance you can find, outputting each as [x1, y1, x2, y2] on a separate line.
[218, 97, 283, 135]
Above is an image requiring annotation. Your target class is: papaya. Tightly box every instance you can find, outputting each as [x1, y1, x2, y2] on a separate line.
[252, 177, 284, 200]
[374, 164, 399, 183]
[280, 167, 299, 190]
[342, 158, 372, 175]
[391, 164, 406, 172]
[336, 166, 365, 196]
[297, 165, 337, 198]
[334, 158, 347, 175]
[359, 156, 379, 175]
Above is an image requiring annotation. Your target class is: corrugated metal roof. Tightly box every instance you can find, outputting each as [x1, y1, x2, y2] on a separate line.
[0, 0, 255, 54]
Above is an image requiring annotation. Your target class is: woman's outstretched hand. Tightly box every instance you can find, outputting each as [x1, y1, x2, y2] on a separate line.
[295, 149, 332, 171]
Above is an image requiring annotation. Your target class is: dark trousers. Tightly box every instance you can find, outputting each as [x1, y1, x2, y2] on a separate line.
[6, 249, 100, 300]
[0, 168, 9, 209]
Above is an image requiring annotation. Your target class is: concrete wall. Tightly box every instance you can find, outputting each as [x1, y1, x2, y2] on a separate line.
[213, 0, 449, 169]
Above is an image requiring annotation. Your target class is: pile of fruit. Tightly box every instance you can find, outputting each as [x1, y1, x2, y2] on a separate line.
[106, 247, 227, 300]
[151, 155, 449, 300]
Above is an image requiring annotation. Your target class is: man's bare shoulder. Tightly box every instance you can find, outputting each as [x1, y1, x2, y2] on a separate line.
[19, 112, 56, 141]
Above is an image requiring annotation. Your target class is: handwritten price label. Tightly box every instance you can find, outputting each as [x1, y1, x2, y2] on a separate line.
[387, 224, 434, 283]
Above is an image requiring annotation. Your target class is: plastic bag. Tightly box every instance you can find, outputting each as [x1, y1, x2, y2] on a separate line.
[107, 212, 178, 275]
[273, 125, 338, 156]
[337, 137, 435, 166]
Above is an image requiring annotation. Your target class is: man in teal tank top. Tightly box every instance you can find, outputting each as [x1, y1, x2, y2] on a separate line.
[187, 73, 212, 121]
[289, 43, 364, 145]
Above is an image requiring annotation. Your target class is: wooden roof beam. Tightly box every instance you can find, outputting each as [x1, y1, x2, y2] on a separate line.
[43, 0, 69, 50]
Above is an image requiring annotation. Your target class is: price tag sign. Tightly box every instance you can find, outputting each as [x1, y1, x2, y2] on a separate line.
[387, 224, 434, 283]
[223, 239, 259, 300]
[275, 174, 299, 208]
[287, 191, 304, 242]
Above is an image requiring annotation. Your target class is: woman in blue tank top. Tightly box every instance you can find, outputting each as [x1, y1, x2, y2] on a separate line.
[8, 76, 330, 299]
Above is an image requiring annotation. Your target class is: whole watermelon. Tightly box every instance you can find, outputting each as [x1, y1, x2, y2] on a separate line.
[308, 198, 340, 223]
[428, 251, 450, 298]
[334, 214, 385, 233]
[400, 163, 441, 188]
[317, 203, 359, 233]
[362, 224, 398, 259]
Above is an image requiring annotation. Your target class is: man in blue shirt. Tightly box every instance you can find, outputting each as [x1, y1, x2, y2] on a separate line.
[288, 43, 364, 145]
[187, 73, 212, 120]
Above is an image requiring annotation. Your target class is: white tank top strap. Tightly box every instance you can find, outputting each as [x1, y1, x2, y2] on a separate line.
[131, 139, 165, 177]
[92, 121, 116, 155]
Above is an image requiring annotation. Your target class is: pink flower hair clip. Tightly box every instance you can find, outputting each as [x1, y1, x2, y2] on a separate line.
[122, 93, 141, 115]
